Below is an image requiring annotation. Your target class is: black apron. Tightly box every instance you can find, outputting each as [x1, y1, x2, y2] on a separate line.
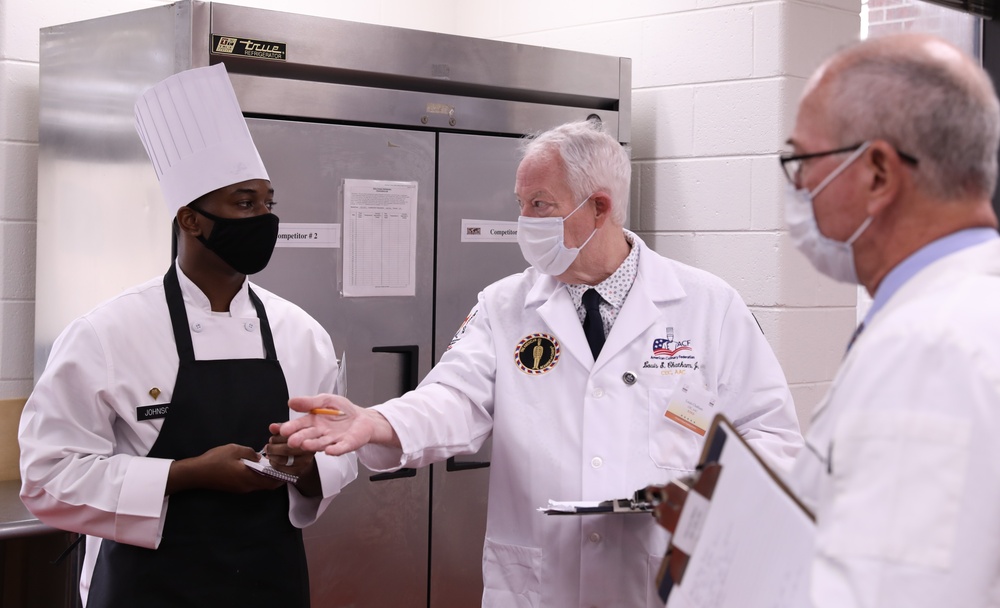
[87, 265, 310, 608]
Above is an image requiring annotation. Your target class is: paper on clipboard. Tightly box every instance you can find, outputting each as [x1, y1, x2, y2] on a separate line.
[659, 414, 815, 608]
[539, 491, 654, 515]
[540, 500, 607, 514]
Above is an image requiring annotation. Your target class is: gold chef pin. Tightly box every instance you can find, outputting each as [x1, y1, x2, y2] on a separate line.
[149, 387, 161, 400]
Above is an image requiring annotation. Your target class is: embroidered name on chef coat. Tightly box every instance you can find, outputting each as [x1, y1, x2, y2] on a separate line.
[514, 333, 560, 374]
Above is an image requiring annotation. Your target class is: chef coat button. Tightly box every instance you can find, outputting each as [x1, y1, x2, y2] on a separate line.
[244, 322, 256, 332]
[589, 532, 602, 543]
[592, 388, 604, 398]
[591, 456, 603, 469]
[622, 371, 637, 385]
[191, 323, 203, 333]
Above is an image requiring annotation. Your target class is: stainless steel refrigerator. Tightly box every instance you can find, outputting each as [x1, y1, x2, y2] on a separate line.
[36, 3, 631, 605]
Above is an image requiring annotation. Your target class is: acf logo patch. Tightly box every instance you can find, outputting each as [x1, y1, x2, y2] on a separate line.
[447, 308, 478, 351]
[514, 333, 560, 374]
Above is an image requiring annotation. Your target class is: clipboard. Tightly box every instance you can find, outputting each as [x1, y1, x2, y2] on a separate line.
[539, 490, 654, 515]
[649, 414, 815, 607]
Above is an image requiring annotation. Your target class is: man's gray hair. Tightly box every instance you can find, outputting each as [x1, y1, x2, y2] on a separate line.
[823, 40, 1000, 200]
[520, 120, 632, 224]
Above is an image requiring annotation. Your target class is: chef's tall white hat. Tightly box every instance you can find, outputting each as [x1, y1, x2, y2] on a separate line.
[134, 63, 268, 214]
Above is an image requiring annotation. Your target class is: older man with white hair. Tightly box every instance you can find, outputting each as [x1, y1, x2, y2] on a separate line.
[280, 120, 802, 607]
[783, 33, 1000, 607]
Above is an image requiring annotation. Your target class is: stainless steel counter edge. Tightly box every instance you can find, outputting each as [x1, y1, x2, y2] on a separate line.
[0, 479, 61, 540]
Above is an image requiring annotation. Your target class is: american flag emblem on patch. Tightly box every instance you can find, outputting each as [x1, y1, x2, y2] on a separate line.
[652, 338, 691, 357]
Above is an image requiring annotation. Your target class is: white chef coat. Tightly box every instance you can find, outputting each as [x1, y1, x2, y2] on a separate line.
[789, 238, 1000, 608]
[360, 232, 802, 608]
[18, 264, 358, 595]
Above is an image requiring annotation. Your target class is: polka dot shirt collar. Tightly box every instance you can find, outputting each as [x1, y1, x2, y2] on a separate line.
[566, 231, 639, 324]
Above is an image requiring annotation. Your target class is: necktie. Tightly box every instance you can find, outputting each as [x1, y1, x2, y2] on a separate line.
[582, 289, 605, 359]
[845, 322, 865, 354]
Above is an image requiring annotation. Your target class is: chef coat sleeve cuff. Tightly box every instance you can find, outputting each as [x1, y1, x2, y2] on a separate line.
[115, 456, 172, 549]
[287, 452, 359, 527]
[356, 401, 429, 470]
[357, 443, 407, 471]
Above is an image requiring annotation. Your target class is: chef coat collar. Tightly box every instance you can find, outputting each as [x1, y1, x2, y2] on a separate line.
[566, 231, 639, 312]
[866, 227, 998, 326]
[524, 230, 686, 307]
[172, 260, 255, 318]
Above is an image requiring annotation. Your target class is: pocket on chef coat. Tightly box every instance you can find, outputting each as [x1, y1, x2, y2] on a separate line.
[819, 410, 971, 570]
[646, 552, 667, 608]
[482, 538, 541, 607]
[647, 388, 702, 471]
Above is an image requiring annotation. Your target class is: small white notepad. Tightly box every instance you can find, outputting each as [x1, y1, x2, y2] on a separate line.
[242, 456, 299, 484]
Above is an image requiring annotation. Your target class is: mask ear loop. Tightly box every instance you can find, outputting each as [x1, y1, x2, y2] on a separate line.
[845, 215, 874, 247]
[809, 141, 872, 198]
[564, 193, 595, 220]
[574, 227, 598, 252]
[810, 143, 874, 248]
[563, 193, 599, 252]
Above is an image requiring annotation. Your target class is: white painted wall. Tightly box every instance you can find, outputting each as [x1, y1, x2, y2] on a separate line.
[1, 0, 862, 430]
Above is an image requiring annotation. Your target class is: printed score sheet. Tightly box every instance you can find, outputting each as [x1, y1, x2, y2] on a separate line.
[342, 179, 418, 297]
[665, 418, 815, 608]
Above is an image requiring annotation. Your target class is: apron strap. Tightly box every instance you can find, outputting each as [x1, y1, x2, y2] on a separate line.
[164, 264, 277, 362]
[248, 287, 278, 361]
[163, 264, 196, 363]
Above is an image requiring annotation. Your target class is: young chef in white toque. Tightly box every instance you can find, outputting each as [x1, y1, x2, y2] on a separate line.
[18, 63, 357, 607]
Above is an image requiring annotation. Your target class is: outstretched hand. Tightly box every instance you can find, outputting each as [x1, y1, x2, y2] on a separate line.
[279, 394, 398, 456]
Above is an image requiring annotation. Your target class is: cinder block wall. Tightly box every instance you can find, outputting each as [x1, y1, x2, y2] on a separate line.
[0, 0, 862, 442]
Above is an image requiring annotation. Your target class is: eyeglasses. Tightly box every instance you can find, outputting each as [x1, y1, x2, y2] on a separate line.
[779, 142, 919, 186]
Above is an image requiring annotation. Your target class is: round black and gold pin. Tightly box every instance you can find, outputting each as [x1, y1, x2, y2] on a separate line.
[514, 333, 560, 374]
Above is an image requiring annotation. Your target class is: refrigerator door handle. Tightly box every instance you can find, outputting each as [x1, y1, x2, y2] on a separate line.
[371, 344, 420, 392]
[367, 345, 421, 482]
[368, 344, 492, 474]
[446, 457, 490, 472]
[369, 468, 418, 482]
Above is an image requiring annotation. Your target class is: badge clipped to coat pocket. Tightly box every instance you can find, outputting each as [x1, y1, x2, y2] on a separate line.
[663, 381, 716, 436]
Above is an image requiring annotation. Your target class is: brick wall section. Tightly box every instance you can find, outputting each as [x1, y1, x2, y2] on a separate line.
[866, 0, 977, 54]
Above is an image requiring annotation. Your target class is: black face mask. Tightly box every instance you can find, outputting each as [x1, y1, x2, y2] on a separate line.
[189, 206, 280, 275]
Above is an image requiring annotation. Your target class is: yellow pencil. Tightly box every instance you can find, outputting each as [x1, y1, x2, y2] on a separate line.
[310, 408, 344, 416]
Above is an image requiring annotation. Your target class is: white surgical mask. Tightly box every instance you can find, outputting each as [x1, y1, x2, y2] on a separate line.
[785, 142, 874, 284]
[517, 195, 597, 275]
